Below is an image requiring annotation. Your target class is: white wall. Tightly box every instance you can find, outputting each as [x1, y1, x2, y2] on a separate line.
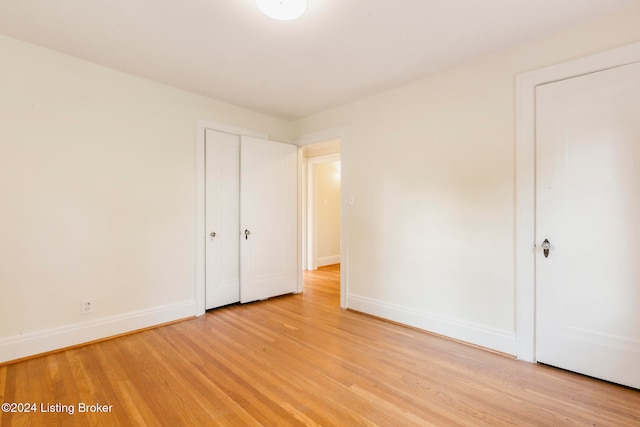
[293, 4, 640, 355]
[0, 34, 292, 362]
[3, 4, 640, 363]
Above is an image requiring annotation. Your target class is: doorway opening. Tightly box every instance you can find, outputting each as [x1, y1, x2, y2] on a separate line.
[301, 138, 341, 305]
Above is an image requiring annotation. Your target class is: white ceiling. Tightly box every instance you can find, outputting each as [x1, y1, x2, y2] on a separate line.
[0, 0, 638, 120]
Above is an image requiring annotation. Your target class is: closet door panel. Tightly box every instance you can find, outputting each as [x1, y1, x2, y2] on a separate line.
[205, 129, 240, 309]
[240, 136, 297, 303]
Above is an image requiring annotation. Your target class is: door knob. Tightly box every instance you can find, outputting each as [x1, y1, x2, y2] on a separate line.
[542, 239, 551, 258]
[245, 229, 251, 240]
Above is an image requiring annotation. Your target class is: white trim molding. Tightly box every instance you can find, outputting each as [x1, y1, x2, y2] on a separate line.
[515, 41, 640, 362]
[294, 126, 347, 146]
[318, 255, 341, 267]
[348, 294, 517, 355]
[0, 300, 195, 364]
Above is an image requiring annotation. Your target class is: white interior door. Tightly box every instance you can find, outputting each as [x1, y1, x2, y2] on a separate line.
[205, 129, 240, 309]
[240, 136, 298, 303]
[536, 62, 640, 389]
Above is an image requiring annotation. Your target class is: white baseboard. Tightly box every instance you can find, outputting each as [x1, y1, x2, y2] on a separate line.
[318, 255, 340, 267]
[347, 294, 516, 355]
[0, 299, 196, 364]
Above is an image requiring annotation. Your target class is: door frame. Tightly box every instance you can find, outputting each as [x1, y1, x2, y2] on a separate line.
[306, 153, 341, 271]
[515, 41, 640, 362]
[195, 118, 267, 316]
[295, 126, 349, 309]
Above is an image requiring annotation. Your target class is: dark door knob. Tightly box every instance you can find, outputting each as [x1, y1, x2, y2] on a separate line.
[542, 239, 551, 258]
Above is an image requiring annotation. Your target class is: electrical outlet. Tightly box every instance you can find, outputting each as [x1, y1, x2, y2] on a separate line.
[81, 298, 94, 315]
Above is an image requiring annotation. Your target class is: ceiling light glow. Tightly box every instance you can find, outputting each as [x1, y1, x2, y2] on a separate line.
[255, 0, 307, 21]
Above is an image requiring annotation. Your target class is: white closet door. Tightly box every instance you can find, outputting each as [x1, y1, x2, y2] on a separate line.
[240, 136, 298, 303]
[205, 129, 240, 309]
[536, 62, 640, 389]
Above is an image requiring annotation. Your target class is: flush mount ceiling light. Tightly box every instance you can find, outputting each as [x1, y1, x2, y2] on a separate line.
[255, 0, 307, 21]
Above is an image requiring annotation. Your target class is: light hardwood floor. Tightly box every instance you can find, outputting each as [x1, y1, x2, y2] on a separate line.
[1, 264, 639, 426]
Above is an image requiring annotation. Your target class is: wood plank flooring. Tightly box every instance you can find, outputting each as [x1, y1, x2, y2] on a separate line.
[1, 264, 639, 426]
